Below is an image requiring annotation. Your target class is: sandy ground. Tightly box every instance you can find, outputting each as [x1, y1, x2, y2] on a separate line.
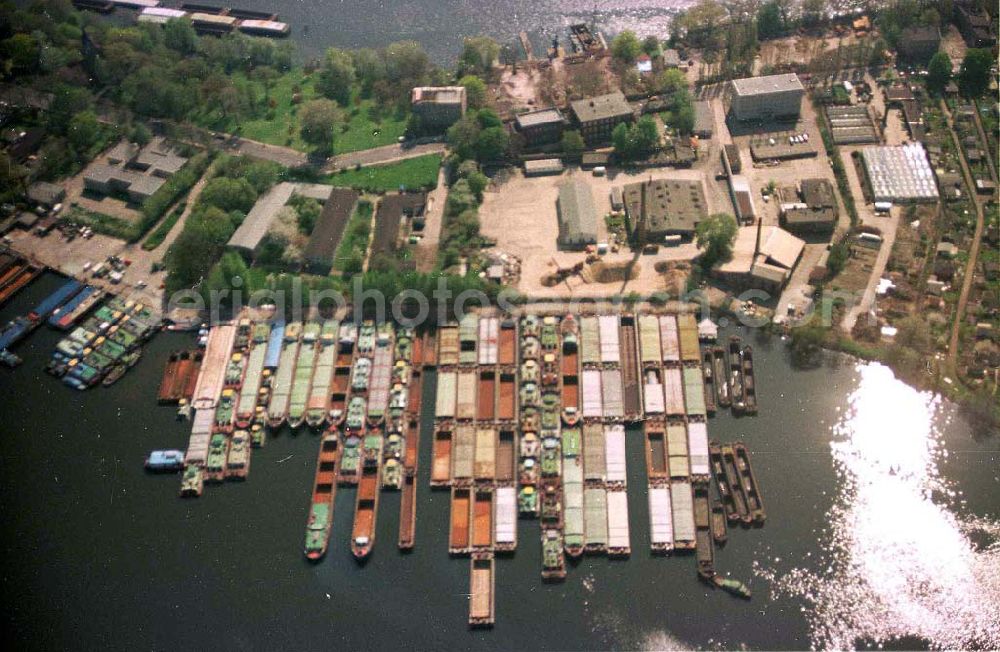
[479, 165, 725, 299]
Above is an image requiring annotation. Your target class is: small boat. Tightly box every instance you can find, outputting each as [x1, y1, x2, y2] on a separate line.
[518, 485, 538, 517]
[711, 500, 728, 546]
[541, 528, 566, 581]
[225, 430, 251, 480]
[712, 574, 751, 599]
[145, 449, 184, 472]
[382, 458, 403, 490]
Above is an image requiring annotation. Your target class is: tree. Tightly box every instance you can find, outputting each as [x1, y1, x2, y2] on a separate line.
[475, 126, 509, 162]
[2, 33, 40, 73]
[695, 212, 738, 267]
[895, 316, 932, 353]
[384, 40, 430, 85]
[460, 36, 500, 75]
[633, 115, 660, 151]
[927, 51, 952, 96]
[298, 98, 341, 153]
[957, 48, 992, 98]
[458, 74, 488, 109]
[163, 18, 196, 55]
[46, 85, 92, 136]
[199, 177, 258, 214]
[612, 122, 633, 157]
[657, 68, 687, 95]
[456, 160, 489, 199]
[67, 110, 101, 153]
[129, 122, 152, 147]
[561, 130, 585, 157]
[801, 0, 825, 27]
[611, 30, 642, 63]
[316, 47, 356, 106]
[351, 47, 386, 95]
[756, 2, 785, 40]
[671, 100, 696, 134]
[446, 114, 481, 160]
[642, 35, 661, 57]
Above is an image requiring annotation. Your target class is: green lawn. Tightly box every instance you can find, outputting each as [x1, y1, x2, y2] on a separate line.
[228, 73, 409, 155]
[326, 154, 442, 193]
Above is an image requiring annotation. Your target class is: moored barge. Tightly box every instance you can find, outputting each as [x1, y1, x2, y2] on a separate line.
[304, 430, 340, 561]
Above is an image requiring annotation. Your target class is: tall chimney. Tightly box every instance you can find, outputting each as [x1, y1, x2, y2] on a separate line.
[754, 217, 763, 258]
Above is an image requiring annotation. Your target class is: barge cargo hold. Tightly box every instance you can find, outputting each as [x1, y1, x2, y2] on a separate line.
[638, 314, 662, 367]
[438, 325, 459, 366]
[718, 443, 751, 525]
[477, 370, 495, 421]
[677, 313, 700, 363]
[472, 488, 494, 549]
[618, 316, 641, 419]
[305, 321, 338, 428]
[474, 428, 496, 482]
[191, 324, 236, 410]
[497, 371, 516, 422]
[436, 370, 457, 419]
[449, 486, 472, 554]
[157, 349, 203, 404]
[600, 368, 623, 419]
[683, 367, 707, 418]
[579, 316, 600, 366]
[687, 421, 711, 480]
[712, 500, 728, 546]
[741, 346, 758, 415]
[583, 486, 608, 553]
[459, 313, 478, 365]
[494, 486, 517, 552]
[498, 320, 516, 365]
[33, 279, 83, 324]
[659, 315, 679, 363]
[728, 336, 746, 414]
[266, 324, 300, 427]
[734, 442, 766, 525]
[713, 347, 731, 408]
[398, 416, 420, 550]
[496, 430, 515, 484]
[431, 426, 452, 487]
[235, 335, 268, 427]
[701, 350, 717, 415]
[606, 489, 630, 556]
[645, 420, 668, 480]
[477, 316, 498, 365]
[664, 367, 685, 415]
[456, 370, 477, 420]
[304, 430, 340, 561]
[452, 425, 475, 484]
[670, 480, 696, 550]
[468, 554, 495, 627]
[604, 424, 627, 486]
[563, 458, 584, 557]
[648, 485, 674, 553]
[287, 324, 319, 429]
[582, 424, 605, 484]
[581, 369, 602, 418]
[51, 286, 103, 330]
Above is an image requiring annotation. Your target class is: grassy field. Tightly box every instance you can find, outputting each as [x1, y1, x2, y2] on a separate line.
[67, 207, 138, 241]
[327, 154, 442, 193]
[141, 203, 185, 251]
[332, 200, 374, 275]
[231, 73, 408, 155]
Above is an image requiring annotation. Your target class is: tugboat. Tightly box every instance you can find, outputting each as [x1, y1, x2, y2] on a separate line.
[179, 464, 204, 497]
[225, 430, 251, 480]
[541, 528, 566, 581]
[205, 434, 229, 482]
[712, 574, 751, 599]
[518, 485, 538, 517]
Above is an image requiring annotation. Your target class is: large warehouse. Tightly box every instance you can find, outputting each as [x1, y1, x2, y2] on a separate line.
[726, 73, 805, 122]
[556, 178, 598, 250]
[861, 143, 939, 203]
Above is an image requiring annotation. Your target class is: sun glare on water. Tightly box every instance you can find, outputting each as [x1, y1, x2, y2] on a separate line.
[766, 363, 1000, 649]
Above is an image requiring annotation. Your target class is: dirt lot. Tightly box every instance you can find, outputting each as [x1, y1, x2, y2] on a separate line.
[479, 166, 727, 299]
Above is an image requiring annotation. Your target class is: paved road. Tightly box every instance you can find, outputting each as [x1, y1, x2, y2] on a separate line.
[943, 100, 987, 372]
[414, 167, 448, 272]
[325, 142, 447, 172]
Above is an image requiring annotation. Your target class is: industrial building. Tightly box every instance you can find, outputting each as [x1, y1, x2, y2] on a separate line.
[410, 86, 467, 129]
[713, 221, 805, 294]
[726, 73, 804, 123]
[623, 177, 709, 243]
[228, 182, 335, 258]
[779, 178, 838, 234]
[955, 2, 996, 48]
[523, 159, 565, 176]
[556, 178, 598, 250]
[515, 108, 567, 145]
[83, 138, 189, 203]
[570, 92, 634, 144]
[861, 143, 939, 203]
[896, 25, 941, 63]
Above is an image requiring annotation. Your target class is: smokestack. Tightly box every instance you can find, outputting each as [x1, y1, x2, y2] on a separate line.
[754, 218, 763, 258]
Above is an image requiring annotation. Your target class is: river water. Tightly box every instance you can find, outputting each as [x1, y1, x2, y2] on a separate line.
[1, 274, 997, 650]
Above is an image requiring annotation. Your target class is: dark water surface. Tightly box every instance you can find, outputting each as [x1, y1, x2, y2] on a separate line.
[1, 274, 997, 650]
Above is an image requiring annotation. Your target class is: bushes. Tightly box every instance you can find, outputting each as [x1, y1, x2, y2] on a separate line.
[332, 200, 374, 275]
[135, 150, 213, 242]
[141, 203, 186, 251]
[813, 98, 858, 228]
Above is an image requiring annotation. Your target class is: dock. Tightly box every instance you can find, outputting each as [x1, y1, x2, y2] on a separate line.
[191, 324, 236, 410]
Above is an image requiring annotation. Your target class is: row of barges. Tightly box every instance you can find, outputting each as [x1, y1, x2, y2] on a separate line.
[71, 0, 291, 36]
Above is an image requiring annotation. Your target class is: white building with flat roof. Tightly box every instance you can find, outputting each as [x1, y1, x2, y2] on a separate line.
[727, 73, 805, 122]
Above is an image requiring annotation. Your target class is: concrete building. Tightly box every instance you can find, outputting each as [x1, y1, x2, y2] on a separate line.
[84, 164, 165, 203]
[779, 178, 838, 234]
[515, 108, 566, 145]
[726, 73, 804, 123]
[410, 86, 467, 130]
[897, 25, 941, 63]
[523, 158, 565, 177]
[713, 221, 805, 294]
[570, 92, 634, 144]
[83, 138, 189, 203]
[26, 181, 65, 207]
[623, 177, 709, 243]
[556, 178, 598, 249]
